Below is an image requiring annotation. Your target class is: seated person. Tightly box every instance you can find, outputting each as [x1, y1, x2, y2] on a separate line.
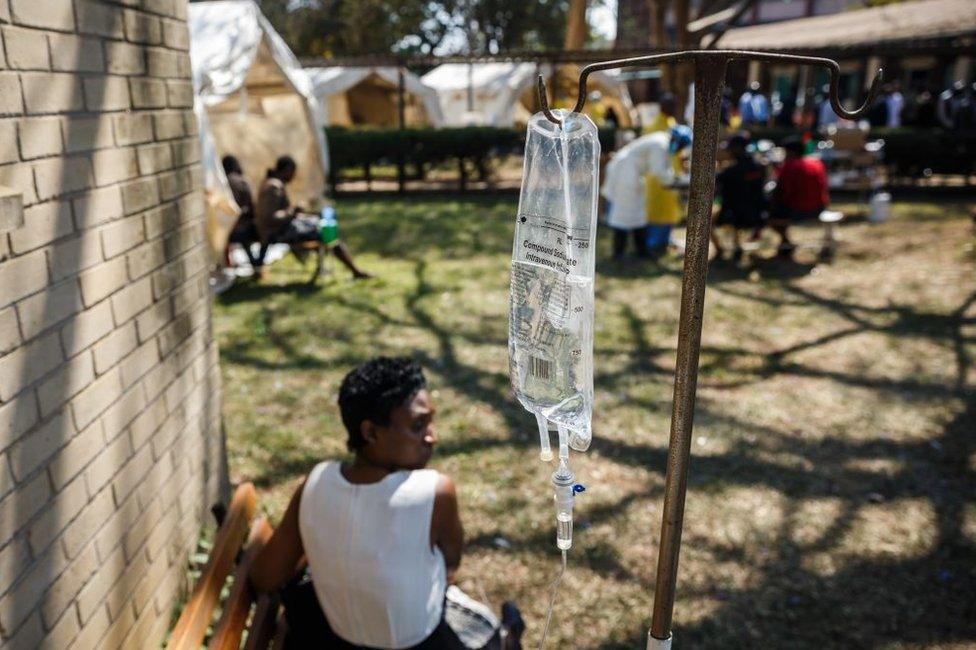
[222, 155, 265, 272]
[711, 132, 767, 261]
[256, 155, 373, 280]
[249, 357, 523, 649]
[770, 137, 828, 255]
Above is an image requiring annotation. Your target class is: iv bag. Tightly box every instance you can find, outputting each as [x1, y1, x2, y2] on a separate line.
[509, 109, 600, 452]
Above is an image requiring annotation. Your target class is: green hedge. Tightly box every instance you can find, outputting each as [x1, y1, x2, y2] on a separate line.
[325, 126, 626, 186]
[325, 126, 523, 187]
[748, 127, 976, 177]
[325, 126, 976, 187]
[869, 129, 976, 177]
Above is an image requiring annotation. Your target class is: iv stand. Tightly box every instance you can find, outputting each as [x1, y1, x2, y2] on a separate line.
[537, 50, 882, 649]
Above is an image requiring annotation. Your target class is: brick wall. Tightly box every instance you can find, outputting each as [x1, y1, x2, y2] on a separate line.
[0, 1, 227, 648]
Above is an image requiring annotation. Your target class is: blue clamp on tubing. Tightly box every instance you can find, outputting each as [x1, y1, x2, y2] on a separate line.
[573, 484, 586, 494]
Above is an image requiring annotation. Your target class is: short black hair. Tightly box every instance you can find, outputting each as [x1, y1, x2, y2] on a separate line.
[727, 131, 751, 152]
[222, 155, 242, 175]
[782, 136, 805, 157]
[275, 155, 296, 174]
[267, 155, 297, 179]
[338, 357, 426, 452]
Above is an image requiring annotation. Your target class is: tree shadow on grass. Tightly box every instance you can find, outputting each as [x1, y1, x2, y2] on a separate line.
[465, 487, 659, 583]
[707, 254, 818, 284]
[693, 285, 976, 397]
[401, 258, 530, 444]
[584, 282, 976, 647]
[216, 280, 321, 305]
[600, 398, 976, 649]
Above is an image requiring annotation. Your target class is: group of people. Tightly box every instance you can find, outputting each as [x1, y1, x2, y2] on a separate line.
[602, 122, 828, 262]
[733, 78, 976, 131]
[712, 132, 828, 260]
[602, 122, 692, 259]
[602, 92, 694, 260]
[223, 154, 372, 280]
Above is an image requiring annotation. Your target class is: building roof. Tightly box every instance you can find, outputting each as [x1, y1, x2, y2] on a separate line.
[717, 0, 976, 51]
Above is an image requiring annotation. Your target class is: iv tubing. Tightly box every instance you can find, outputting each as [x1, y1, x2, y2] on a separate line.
[557, 425, 570, 461]
[536, 413, 553, 461]
[538, 121, 578, 649]
[538, 549, 567, 649]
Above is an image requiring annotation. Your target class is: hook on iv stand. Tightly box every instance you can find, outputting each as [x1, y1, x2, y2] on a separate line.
[536, 49, 883, 126]
[531, 49, 883, 650]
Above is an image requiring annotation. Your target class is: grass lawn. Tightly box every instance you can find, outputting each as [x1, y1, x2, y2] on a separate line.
[213, 197, 975, 649]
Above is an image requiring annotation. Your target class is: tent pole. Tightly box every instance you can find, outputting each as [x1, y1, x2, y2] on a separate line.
[397, 64, 406, 194]
[466, 62, 474, 112]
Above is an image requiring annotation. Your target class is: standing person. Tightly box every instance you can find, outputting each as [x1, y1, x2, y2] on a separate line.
[912, 86, 939, 127]
[816, 84, 840, 131]
[601, 126, 691, 260]
[739, 82, 770, 127]
[643, 92, 677, 134]
[256, 155, 373, 280]
[774, 90, 796, 128]
[885, 81, 905, 128]
[222, 155, 266, 273]
[602, 138, 651, 259]
[712, 132, 767, 261]
[937, 81, 969, 130]
[249, 357, 524, 649]
[645, 125, 693, 257]
[868, 86, 889, 128]
[770, 137, 828, 256]
[719, 87, 734, 126]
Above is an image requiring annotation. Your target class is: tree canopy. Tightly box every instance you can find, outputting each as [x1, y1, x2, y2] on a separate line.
[250, 0, 572, 58]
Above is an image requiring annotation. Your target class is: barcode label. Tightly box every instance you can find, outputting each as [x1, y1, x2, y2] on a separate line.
[528, 356, 552, 380]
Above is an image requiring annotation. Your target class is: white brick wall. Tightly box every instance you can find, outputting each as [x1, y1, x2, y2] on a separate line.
[0, 2, 225, 648]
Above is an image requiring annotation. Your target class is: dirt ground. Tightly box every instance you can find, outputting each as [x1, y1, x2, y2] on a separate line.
[214, 197, 976, 649]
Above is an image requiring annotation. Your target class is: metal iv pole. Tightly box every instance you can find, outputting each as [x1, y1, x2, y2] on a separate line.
[537, 50, 882, 649]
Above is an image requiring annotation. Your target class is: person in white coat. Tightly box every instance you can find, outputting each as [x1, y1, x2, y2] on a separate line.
[601, 129, 682, 259]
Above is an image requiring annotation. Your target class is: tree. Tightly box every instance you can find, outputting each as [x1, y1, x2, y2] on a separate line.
[241, 0, 574, 58]
[613, 0, 762, 116]
[564, 0, 589, 50]
[454, 0, 570, 54]
[251, 0, 458, 57]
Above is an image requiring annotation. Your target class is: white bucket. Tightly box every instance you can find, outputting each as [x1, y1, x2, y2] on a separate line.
[869, 192, 891, 223]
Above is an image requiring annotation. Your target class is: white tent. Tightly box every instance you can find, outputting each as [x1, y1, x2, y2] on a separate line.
[306, 66, 445, 127]
[189, 0, 330, 264]
[422, 62, 637, 128]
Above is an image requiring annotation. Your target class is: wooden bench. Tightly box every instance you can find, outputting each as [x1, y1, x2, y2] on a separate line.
[289, 240, 330, 285]
[229, 238, 330, 285]
[166, 482, 284, 650]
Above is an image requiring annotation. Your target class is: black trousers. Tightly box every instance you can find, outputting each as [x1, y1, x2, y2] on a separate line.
[282, 576, 467, 650]
[612, 226, 648, 258]
[228, 224, 266, 269]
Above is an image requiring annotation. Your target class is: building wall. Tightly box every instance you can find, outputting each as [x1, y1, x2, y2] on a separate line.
[0, 1, 227, 648]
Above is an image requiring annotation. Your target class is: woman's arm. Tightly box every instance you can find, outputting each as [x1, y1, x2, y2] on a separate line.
[249, 477, 307, 593]
[431, 473, 464, 580]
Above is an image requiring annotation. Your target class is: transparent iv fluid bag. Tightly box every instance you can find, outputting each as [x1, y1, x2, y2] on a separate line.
[509, 109, 600, 448]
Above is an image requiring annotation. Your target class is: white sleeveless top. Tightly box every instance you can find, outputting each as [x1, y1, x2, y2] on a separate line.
[299, 462, 447, 648]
